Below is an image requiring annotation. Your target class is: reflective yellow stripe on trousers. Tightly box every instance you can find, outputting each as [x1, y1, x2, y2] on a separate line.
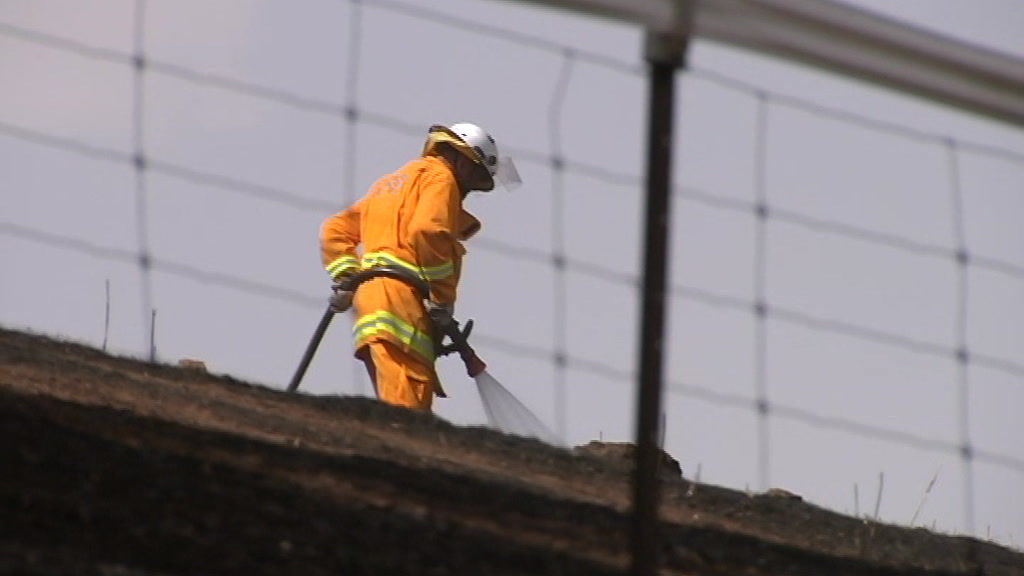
[361, 251, 453, 281]
[353, 310, 435, 362]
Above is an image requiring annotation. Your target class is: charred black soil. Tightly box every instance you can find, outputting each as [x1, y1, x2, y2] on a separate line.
[2, 326, 1021, 575]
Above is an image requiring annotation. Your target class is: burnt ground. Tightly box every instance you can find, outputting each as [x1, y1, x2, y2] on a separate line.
[2, 326, 1022, 575]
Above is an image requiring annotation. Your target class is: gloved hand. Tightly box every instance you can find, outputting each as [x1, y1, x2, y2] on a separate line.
[425, 300, 454, 332]
[437, 319, 473, 356]
[329, 285, 354, 313]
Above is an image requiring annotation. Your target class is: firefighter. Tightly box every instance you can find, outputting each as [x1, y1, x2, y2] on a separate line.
[319, 123, 520, 412]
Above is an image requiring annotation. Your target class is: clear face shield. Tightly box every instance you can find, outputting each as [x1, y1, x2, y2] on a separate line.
[493, 155, 522, 191]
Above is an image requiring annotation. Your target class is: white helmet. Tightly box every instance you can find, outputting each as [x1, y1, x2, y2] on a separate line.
[426, 122, 521, 192]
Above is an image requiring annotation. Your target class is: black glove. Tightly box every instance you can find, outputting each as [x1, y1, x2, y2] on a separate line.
[425, 301, 453, 331]
[437, 319, 474, 356]
[329, 285, 354, 313]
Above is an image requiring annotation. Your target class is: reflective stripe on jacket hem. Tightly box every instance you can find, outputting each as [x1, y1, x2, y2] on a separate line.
[353, 310, 435, 362]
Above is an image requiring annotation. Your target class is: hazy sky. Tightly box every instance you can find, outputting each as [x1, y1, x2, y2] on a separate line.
[2, 0, 1023, 548]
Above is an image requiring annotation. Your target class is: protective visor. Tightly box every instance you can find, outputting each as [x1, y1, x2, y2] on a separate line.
[493, 155, 522, 191]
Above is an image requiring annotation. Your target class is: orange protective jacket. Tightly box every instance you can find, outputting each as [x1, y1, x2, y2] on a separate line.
[320, 155, 480, 367]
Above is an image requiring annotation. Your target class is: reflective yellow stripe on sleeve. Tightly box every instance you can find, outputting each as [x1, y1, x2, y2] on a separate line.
[353, 310, 435, 362]
[326, 255, 360, 279]
[361, 251, 453, 281]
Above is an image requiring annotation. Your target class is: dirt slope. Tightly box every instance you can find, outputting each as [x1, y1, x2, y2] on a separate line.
[2, 326, 1022, 575]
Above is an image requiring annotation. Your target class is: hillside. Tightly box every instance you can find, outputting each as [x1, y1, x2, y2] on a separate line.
[2, 326, 1022, 575]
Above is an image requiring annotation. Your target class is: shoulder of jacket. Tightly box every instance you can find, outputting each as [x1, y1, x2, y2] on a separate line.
[412, 156, 457, 186]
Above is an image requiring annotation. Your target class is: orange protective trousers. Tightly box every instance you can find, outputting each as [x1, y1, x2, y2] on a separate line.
[358, 340, 434, 413]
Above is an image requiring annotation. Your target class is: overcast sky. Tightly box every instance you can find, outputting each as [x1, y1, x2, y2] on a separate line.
[2, 0, 1023, 548]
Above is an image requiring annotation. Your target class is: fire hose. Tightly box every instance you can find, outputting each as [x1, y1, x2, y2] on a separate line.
[286, 266, 484, 393]
[286, 266, 560, 445]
